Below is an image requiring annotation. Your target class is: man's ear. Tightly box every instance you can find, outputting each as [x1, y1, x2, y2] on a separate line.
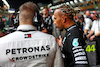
[61, 15, 66, 23]
[63, 16, 67, 23]
[64, 18, 66, 23]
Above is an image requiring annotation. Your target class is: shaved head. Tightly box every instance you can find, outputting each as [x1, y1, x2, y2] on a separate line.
[85, 10, 91, 17]
[91, 10, 98, 20]
[54, 9, 65, 17]
[86, 10, 90, 14]
[92, 10, 98, 14]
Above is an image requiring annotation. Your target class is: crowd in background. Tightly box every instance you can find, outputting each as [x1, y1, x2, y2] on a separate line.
[0, 9, 100, 40]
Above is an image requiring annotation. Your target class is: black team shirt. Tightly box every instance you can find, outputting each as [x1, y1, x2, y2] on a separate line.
[62, 24, 89, 67]
[43, 15, 53, 35]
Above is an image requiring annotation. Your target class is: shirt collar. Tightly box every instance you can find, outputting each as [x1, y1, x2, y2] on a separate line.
[66, 24, 76, 31]
[17, 25, 37, 31]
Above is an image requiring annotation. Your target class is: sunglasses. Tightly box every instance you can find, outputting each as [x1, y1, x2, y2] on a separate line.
[91, 13, 95, 14]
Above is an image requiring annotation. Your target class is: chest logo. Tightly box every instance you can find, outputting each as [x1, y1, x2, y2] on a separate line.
[25, 34, 31, 38]
[63, 37, 66, 44]
[72, 38, 79, 47]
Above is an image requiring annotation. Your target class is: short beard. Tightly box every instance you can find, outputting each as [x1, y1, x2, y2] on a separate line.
[59, 28, 64, 31]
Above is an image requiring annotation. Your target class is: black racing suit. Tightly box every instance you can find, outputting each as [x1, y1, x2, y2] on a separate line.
[43, 15, 53, 35]
[62, 24, 89, 67]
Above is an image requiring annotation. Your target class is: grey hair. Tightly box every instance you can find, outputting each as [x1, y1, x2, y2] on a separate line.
[19, 1, 38, 13]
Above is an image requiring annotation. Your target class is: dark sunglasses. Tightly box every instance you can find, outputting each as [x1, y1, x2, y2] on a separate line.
[91, 13, 95, 14]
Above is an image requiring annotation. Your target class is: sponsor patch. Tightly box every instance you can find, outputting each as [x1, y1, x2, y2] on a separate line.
[63, 37, 66, 44]
[72, 38, 79, 47]
[25, 34, 31, 38]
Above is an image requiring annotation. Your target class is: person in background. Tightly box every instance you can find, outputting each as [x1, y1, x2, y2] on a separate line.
[0, 17, 5, 31]
[0, 16, 6, 37]
[0, 2, 64, 67]
[32, 8, 44, 31]
[84, 10, 93, 35]
[0, 31, 4, 37]
[87, 11, 100, 65]
[87, 11, 100, 40]
[42, 7, 53, 35]
[54, 4, 89, 67]
[85, 10, 90, 18]
[85, 10, 93, 21]
[6, 15, 10, 28]
[76, 14, 85, 31]
[9, 13, 15, 27]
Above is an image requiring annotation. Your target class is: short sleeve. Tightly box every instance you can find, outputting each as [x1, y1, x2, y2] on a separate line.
[84, 18, 92, 30]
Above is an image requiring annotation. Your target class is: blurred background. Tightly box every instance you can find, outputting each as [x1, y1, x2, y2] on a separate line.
[0, 0, 100, 15]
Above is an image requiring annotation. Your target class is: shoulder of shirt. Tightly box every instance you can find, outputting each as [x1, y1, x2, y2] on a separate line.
[93, 19, 100, 23]
[0, 31, 55, 44]
[66, 25, 81, 36]
[0, 31, 17, 43]
[85, 18, 92, 22]
[97, 19, 100, 22]
[93, 20, 97, 23]
[67, 25, 77, 31]
[36, 31, 55, 39]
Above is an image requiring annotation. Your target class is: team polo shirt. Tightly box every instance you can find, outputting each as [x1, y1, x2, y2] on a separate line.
[62, 24, 89, 67]
[0, 25, 64, 67]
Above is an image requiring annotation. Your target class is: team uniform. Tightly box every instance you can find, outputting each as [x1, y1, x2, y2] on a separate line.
[0, 25, 64, 67]
[62, 24, 89, 67]
[43, 15, 53, 35]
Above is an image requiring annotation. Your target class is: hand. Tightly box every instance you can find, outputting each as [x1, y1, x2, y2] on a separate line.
[86, 35, 90, 39]
[41, 28, 47, 33]
[90, 35, 95, 41]
[55, 35, 62, 47]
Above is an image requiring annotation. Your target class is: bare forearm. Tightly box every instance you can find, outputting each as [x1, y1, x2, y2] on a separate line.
[84, 29, 88, 35]
[95, 31, 100, 37]
[87, 30, 94, 38]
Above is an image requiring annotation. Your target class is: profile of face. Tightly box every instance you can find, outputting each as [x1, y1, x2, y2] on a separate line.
[91, 11, 98, 20]
[91, 14, 96, 20]
[85, 11, 90, 17]
[53, 9, 64, 30]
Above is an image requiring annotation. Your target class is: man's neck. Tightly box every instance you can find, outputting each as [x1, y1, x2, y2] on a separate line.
[19, 22, 33, 26]
[65, 20, 75, 29]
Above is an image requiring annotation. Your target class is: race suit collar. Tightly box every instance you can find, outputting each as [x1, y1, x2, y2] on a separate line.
[66, 24, 76, 31]
[17, 25, 37, 31]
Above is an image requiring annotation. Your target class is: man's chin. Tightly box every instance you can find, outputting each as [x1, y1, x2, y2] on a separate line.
[58, 28, 63, 31]
[56, 27, 63, 31]
[60, 29, 64, 31]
